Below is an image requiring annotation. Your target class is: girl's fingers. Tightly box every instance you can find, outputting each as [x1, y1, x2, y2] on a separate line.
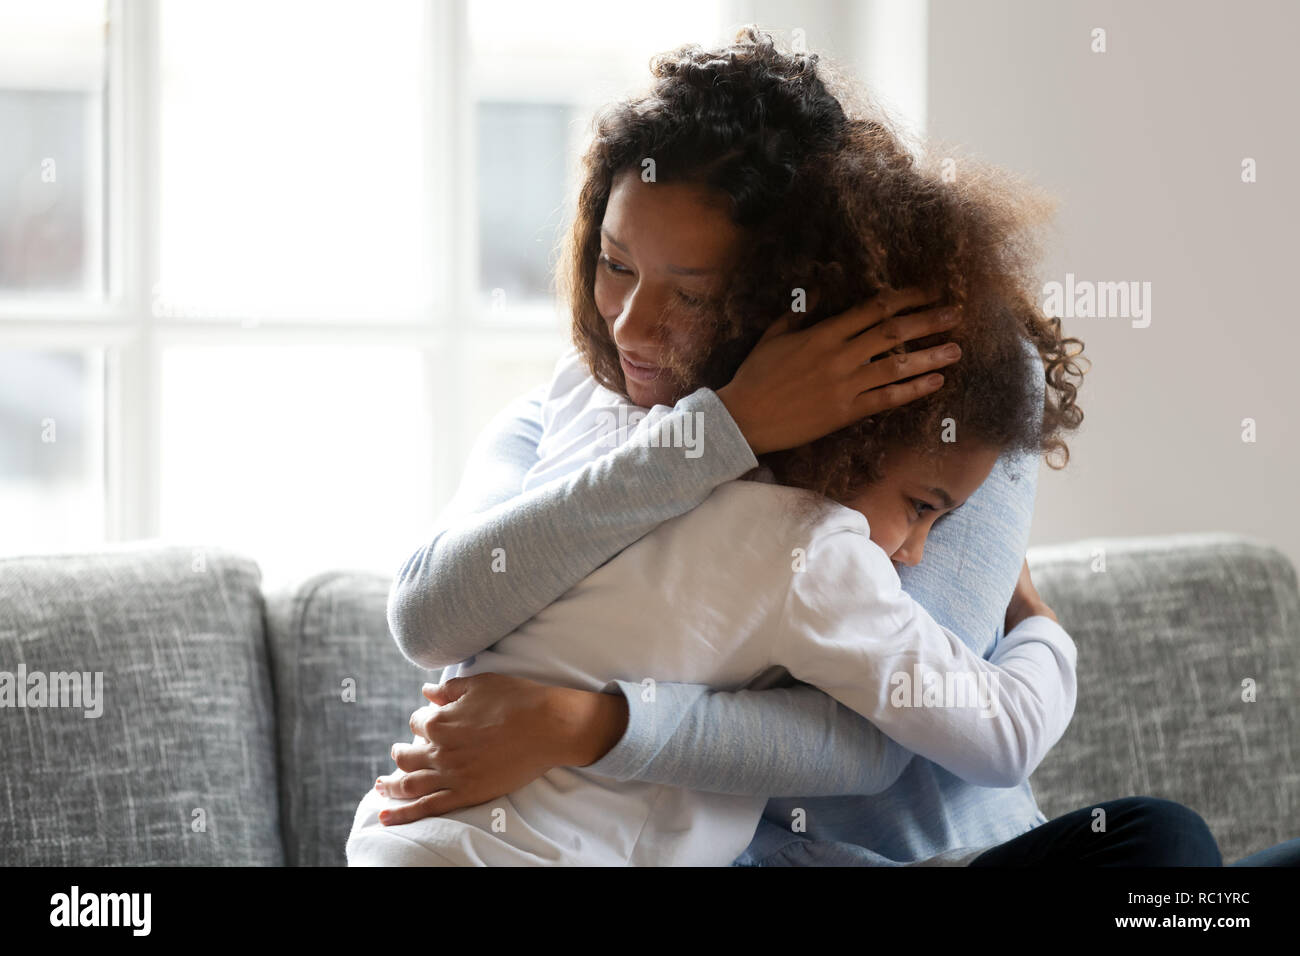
[391, 742, 436, 772]
[850, 372, 945, 419]
[408, 703, 437, 739]
[848, 305, 960, 365]
[378, 790, 464, 827]
[375, 768, 444, 800]
[822, 286, 941, 342]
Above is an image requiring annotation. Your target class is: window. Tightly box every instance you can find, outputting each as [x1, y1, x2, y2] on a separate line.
[0, 0, 738, 588]
[0, 347, 105, 554]
[0, 0, 107, 556]
[0, 0, 105, 299]
[156, 0, 434, 320]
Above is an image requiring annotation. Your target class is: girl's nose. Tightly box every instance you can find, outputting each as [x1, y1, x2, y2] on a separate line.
[894, 540, 925, 567]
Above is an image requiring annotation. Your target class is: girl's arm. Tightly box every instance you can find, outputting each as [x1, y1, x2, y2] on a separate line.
[579, 679, 916, 797]
[768, 523, 1076, 789]
[386, 447, 1051, 814]
[387, 384, 758, 669]
[578, 344, 1059, 798]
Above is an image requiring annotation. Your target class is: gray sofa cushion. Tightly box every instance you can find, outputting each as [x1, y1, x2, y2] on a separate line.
[0, 545, 282, 865]
[1028, 533, 1300, 863]
[264, 571, 438, 866]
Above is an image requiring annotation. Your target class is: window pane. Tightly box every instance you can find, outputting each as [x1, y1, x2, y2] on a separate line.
[477, 102, 571, 308]
[468, 0, 725, 63]
[159, 346, 435, 589]
[0, 0, 106, 298]
[0, 348, 105, 554]
[468, 1, 726, 323]
[157, 0, 432, 320]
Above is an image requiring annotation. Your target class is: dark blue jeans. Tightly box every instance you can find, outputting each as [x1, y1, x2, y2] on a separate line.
[969, 797, 1300, 866]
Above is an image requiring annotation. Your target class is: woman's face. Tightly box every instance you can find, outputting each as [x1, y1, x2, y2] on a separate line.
[594, 168, 745, 408]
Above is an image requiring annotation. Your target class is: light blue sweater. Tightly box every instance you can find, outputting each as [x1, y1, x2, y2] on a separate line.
[388, 379, 1051, 865]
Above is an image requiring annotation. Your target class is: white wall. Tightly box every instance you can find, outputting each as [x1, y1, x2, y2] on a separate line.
[925, 0, 1300, 568]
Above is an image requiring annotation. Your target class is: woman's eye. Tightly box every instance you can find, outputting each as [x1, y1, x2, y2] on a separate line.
[598, 253, 630, 275]
[676, 287, 717, 310]
[911, 499, 935, 518]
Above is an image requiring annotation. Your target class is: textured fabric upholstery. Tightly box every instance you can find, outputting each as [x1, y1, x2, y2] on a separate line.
[0, 546, 282, 865]
[1027, 533, 1300, 863]
[263, 571, 437, 866]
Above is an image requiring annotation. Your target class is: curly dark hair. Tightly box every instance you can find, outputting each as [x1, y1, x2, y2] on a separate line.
[557, 25, 1086, 503]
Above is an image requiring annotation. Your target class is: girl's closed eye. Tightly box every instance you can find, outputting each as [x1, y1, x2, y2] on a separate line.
[911, 498, 936, 520]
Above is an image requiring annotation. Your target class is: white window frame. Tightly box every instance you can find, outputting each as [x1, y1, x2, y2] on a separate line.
[0, 0, 922, 555]
[0, 0, 566, 550]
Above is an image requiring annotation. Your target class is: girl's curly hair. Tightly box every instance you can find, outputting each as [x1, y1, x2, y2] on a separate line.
[557, 26, 1086, 503]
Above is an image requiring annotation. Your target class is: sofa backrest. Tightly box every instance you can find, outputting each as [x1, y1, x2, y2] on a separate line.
[5, 533, 1294, 866]
[1028, 533, 1300, 863]
[263, 570, 437, 866]
[0, 546, 283, 865]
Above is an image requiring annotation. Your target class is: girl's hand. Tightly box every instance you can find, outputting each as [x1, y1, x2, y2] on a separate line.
[716, 287, 962, 456]
[1005, 559, 1058, 633]
[373, 673, 627, 826]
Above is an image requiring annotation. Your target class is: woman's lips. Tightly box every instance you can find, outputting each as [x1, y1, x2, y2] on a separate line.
[619, 352, 664, 383]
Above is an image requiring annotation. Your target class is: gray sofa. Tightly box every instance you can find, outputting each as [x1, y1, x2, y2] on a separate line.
[1, 533, 1296, 865]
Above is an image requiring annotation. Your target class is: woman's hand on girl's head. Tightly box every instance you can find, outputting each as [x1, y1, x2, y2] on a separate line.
[371, 673, 628, 826]
[716, 287, 963, 457]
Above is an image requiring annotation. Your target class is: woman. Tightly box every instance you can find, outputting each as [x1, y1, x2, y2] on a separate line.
[374, 27, 1224, 866]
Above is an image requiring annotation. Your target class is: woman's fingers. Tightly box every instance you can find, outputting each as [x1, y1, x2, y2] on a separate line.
[822, 286, 942, 342]
[854, 340, 961, 395]
[847, 305, 960, 366]
[838, 303, 961, 424]
[850, 371, 946, 419]
[377, 789, 464, 827]
[756, 310, 795, 343]
[717, 288, 958, 455]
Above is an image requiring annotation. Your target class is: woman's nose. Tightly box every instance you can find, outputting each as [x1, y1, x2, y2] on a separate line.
[611, 289, 663, 350]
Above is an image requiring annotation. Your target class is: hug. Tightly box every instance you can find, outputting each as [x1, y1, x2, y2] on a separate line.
[348, 27, 1298, 868]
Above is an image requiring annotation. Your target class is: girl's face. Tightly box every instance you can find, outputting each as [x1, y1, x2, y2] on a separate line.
[846, 442, 1001, 569]
[594, 168, 745, 408]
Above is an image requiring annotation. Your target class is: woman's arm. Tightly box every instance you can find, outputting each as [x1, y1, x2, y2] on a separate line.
[388, 384, 758, 669]
[389, 292, 962, 669]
